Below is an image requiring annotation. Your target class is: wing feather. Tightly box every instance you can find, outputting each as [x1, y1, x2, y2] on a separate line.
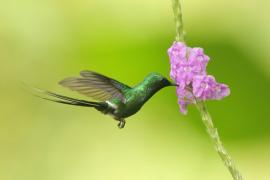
[59, 70, 131, 102]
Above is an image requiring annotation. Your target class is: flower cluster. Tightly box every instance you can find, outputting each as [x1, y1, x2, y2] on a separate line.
[168, 41, 230, 114]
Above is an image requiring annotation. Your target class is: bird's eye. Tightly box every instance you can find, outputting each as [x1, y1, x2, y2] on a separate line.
[161, 78, 170, 85]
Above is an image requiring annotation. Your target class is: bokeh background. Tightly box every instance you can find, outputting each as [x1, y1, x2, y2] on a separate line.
[1, 0, 270, 179]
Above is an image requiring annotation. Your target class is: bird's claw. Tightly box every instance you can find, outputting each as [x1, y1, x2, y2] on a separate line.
[117, 120, 125, 129]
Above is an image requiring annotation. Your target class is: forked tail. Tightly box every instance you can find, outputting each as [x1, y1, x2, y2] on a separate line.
[28, 87, 108, 111]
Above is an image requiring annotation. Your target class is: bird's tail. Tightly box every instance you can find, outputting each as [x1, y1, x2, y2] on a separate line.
[26, 86, 108, 111]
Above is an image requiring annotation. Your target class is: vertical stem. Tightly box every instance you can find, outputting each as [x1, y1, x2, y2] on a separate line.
[196, 100, 243, 180]
[170, 1, 243, 179]
[171, 0, 185, 42]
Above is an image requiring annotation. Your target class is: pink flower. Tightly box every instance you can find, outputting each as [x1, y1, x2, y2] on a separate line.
[175, 58, 205, 88]
[192, 75, 230, 100]
[176, 87, 195, 114]
[188, 48, 210, 70]
[212, 83, 230, 100]
[168, 41, 230, 114]
[168, 42, 207, 88]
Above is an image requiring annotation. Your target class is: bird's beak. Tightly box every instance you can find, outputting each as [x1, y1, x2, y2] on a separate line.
[170, 82, 178, 86]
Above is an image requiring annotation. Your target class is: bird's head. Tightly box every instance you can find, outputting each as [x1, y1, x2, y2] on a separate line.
[135, 72, 177, 101]
[145, 72, 177, 88]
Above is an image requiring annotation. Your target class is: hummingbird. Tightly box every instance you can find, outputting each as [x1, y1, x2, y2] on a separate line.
[35, 70, 177, 129]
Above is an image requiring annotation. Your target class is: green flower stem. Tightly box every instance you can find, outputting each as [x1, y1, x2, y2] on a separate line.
[171, 0, 243, 179]
[171, 0, 185, 42]
[195, 100, 243, 180]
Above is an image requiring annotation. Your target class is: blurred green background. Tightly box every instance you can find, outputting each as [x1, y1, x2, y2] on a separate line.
[1, 0, 270, 179]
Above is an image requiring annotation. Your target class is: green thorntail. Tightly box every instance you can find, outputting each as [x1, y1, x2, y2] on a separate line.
[36, 70, 177, 128]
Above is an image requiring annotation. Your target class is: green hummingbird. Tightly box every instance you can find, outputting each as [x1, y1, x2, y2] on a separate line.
[36, 70, 177, 129]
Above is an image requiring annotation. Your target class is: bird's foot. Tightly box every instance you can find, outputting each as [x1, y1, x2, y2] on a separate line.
[117, 120, 126, 129]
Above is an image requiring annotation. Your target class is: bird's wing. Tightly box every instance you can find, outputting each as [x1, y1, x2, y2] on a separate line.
[59, 70, 131, 103]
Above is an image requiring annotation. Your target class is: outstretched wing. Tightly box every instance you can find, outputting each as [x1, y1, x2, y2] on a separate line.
[59, 70, 131, 103]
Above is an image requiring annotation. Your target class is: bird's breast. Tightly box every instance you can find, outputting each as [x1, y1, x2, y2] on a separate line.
[106, 89, 150, 118]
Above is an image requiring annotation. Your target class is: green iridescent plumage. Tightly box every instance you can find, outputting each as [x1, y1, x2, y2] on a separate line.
[37, 70, 176, 128]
